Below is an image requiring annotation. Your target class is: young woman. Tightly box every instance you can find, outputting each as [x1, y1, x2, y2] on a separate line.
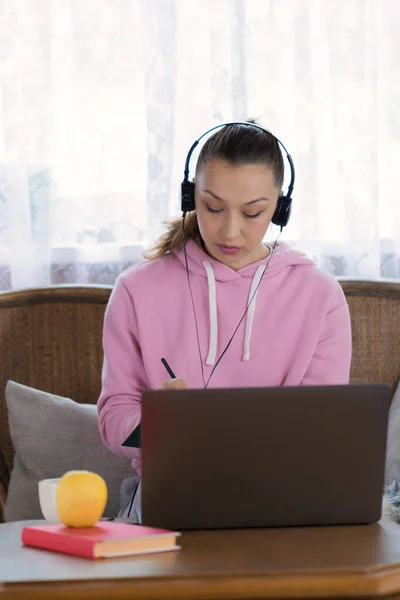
[97, 122, 352, 520]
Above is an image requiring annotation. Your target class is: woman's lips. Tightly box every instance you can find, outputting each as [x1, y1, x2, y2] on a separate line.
[218, 244, 241, 255]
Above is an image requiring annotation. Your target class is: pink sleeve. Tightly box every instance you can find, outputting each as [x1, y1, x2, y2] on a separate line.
[301, 302, 352, 385]
[97, 276, 148, 469]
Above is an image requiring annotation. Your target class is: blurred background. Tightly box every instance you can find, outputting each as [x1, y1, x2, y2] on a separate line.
[0, 0, 399, 289]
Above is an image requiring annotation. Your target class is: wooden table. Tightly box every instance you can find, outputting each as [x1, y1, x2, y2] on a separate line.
[2, 519, 400, 599]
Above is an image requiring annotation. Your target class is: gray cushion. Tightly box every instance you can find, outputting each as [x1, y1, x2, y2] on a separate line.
[386, 381, 400, 485]
[4, 381, 133, 522]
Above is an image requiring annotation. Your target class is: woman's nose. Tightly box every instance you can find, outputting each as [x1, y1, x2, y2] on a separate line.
[221, 215, 241, 240]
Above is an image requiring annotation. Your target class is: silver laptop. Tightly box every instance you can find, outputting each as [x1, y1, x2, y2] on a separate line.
[140, 384, 391, 530]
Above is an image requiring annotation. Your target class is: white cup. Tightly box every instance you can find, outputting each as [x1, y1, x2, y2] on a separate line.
[38, 478, 62, 523]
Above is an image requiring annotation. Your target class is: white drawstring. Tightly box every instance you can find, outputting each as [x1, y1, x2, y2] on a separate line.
[202, 261, 266, 365]
[242, 265, 266, 361]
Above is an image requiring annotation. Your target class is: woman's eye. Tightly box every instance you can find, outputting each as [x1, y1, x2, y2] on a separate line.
[205, 204, 222, 214]
[244, 212, 263, 219]
[205, 203, 263, 219]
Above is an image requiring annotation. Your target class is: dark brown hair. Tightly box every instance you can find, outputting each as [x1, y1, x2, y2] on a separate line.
[143, 121, 284, 260]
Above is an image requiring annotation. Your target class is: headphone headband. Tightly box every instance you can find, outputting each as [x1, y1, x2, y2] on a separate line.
[181, 121, 295, 229]
[183, 121, 295, 199]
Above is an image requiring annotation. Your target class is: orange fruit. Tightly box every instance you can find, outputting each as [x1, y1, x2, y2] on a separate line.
[56, 470, 107, 528]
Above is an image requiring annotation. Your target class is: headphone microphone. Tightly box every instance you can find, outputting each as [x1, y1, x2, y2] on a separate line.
[180, 122, 295, 388]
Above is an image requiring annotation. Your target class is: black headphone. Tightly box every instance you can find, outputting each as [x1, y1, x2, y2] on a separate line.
[180, 121, 295, 229]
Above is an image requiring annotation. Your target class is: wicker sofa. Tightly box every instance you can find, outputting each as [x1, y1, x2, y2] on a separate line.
[1, 281, 400, 523]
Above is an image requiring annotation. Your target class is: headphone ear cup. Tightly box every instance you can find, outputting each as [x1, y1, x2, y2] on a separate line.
[272, 195, 292, 228]
[181, 180, 196, 213]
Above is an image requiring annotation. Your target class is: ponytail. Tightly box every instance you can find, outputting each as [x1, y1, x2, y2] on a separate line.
[143, 212, 200, 260]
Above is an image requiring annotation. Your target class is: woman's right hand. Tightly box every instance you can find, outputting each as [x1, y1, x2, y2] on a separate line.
[158, 378, 187, 390]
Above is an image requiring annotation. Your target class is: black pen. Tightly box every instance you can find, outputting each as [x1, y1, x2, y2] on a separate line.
[161, 357, 176, 379]
[161, 358, 176, 379]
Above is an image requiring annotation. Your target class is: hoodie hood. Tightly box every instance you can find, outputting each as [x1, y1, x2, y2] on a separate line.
[174, 239, 316, 365]
[174, 238, 314, 281]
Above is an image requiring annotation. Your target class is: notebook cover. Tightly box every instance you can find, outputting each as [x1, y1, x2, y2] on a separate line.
[22, 521, 178, 559]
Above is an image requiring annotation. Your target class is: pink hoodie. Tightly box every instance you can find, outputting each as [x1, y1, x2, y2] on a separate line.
[98, 239, 352, 473]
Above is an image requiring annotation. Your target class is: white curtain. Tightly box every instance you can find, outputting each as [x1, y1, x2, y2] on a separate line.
[0, 0, 399, 290]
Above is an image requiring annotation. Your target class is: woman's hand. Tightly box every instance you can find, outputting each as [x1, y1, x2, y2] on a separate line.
[158, 378, 187, 390]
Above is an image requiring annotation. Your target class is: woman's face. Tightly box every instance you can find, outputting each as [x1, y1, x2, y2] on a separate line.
[195, 159, 280, 270]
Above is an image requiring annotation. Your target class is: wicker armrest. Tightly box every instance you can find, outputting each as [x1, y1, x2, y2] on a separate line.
[0, 479, 6, 516]
[0, 448, 10, 491]
[0, 444, 10, 522]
